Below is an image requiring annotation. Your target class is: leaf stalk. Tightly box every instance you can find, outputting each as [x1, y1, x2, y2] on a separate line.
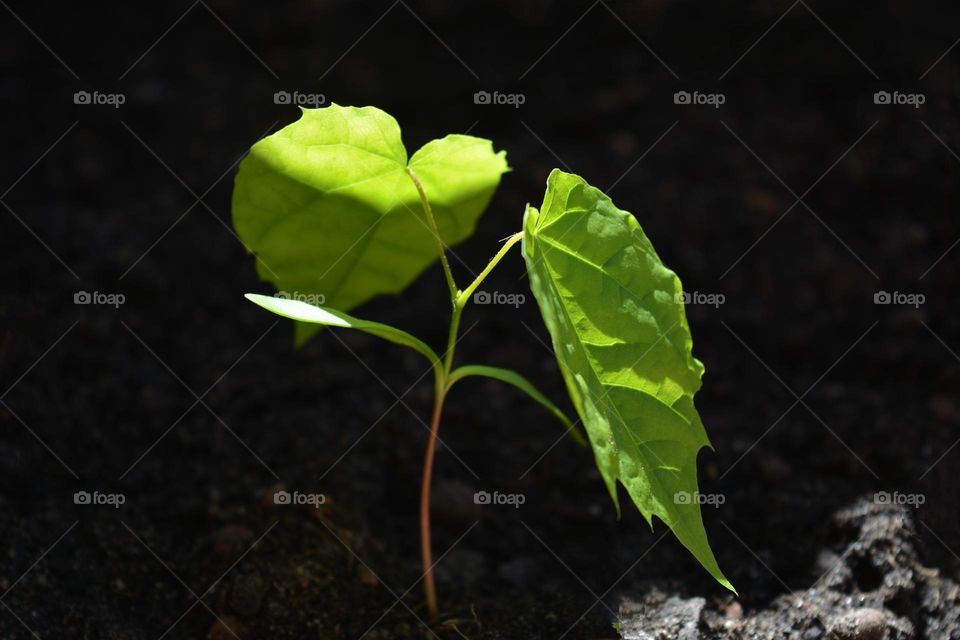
[406, 167, 459, 302]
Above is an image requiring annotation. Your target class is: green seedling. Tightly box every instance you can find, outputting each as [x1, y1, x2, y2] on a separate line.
[232, 104, 734, 618]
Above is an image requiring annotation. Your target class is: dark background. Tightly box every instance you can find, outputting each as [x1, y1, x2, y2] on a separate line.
[1, 1, 959, 638]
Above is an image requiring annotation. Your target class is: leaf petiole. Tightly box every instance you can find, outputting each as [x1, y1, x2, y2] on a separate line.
[456, 231, 523, 310]
[447, 364, 585, 445]
[406, 166, 459, 303]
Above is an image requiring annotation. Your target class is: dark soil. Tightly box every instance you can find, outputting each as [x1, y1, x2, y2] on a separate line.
[2, 1, 959, 638]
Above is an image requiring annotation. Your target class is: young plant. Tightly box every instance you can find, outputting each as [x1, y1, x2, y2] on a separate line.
[232, 104, 734, 617]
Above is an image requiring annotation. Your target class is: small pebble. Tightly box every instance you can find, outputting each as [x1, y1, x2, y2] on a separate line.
[725, 599, 743, 620]
[827, 607, 887, 640]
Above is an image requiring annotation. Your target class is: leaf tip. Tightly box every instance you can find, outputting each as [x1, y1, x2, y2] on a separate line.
[722, 579, 738, 596]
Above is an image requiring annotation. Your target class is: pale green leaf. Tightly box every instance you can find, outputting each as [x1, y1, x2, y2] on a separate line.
[447, 364, 586, 445]
[522, 169, 733, 592]
[232, 104, 508, 346]
[244, 294, 440, 367]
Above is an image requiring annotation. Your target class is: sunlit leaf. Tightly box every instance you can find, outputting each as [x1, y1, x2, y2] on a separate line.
[232, 104, 508, 345]
[522, 169, 733, 592]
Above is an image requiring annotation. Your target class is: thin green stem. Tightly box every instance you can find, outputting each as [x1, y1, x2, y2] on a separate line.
[407, 173, 523, 619]
[442, 304, 463, 377]
[406, 167, 459, 302]
[456, 232, 523, 309]
[443, 232, 522, 380]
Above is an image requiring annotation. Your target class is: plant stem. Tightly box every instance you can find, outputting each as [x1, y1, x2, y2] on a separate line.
[406, 167, 459, 302]
[441, 232, 521, 376]
[420, 303, 460, 619]
[419, 383, 445, 619]
[419, 292, 462, 620]
[443, 303, 463, 376]
[408, 165, 525, 619]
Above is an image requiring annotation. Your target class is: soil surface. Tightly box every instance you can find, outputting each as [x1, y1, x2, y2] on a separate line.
[2, 1, 960, 638]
